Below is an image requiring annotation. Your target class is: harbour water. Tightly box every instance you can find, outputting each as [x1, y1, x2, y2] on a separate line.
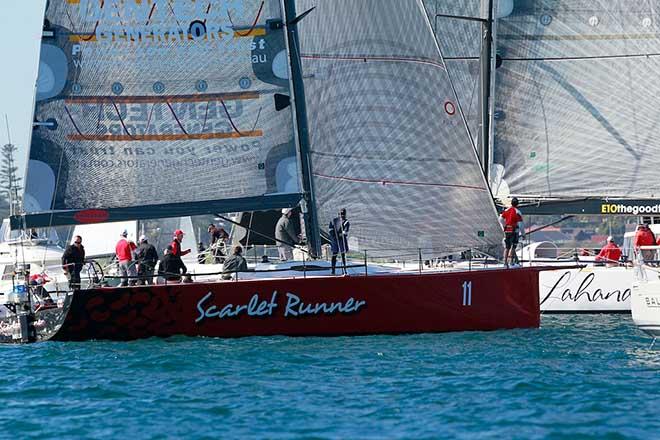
[1, 315, 659, 439]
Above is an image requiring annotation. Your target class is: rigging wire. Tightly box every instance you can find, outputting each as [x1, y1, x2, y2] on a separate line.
[526, 215, 575, 236]
[110, 98, 138, 139]
[228, 1, 265, 37]
[214, 213, 311, 255]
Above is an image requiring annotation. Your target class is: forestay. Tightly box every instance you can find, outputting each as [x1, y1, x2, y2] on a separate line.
[493, 0, 660, 199]
[19, 0, 302, 229]
[297, 0, 502, 254]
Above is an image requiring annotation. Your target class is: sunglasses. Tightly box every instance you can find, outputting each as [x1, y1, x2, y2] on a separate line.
[75, 241, 82, 244]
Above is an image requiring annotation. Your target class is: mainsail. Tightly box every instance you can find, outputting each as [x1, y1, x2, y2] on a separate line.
[297, 0, 503, 253]
[18, 0, 303, 228]
[493, 0, 660, 200]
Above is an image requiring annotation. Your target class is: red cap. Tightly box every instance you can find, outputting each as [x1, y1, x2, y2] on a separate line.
[174, 229, 184, 236]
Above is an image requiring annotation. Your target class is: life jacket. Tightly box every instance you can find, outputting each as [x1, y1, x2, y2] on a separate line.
[501, 207, 522, 233]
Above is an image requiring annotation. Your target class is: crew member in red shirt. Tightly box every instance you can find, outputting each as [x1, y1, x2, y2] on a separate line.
[171, 229, 191, 258]
[634, 224, 656, 263]
[596, 236, 622, 267]
[116, 229, 137, 287]
[499, 197, 524, 268]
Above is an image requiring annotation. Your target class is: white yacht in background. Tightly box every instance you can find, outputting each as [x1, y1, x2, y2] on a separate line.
[523, 223, 660, 313]
[0, 219, 68, 315]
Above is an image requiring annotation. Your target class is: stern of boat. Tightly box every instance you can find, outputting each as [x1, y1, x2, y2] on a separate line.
[0, 289, 73, 344]
[631, 264, 660, 337]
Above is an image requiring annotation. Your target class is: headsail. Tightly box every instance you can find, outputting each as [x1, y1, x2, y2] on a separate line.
[17, 0, 302, 229]
[298, 0, 503, 253]
[493, 1, 660, 200]
[423, 0, 485, 146]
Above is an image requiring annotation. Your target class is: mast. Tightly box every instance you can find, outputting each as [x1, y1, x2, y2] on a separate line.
[4, 115, 19, 217]
[282, 0, 321, 258]
[479, 0, 494, 179]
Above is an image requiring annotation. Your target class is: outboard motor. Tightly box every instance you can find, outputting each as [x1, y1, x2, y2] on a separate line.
[0, 264, 36, 343]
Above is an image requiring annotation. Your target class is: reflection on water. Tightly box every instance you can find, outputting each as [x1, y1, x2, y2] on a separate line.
[628, 344, 660, 368]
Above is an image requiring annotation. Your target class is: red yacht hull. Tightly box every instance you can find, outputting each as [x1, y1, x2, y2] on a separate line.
[52, 268, 541, 341]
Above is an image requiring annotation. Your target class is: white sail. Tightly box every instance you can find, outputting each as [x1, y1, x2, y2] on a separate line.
[423, 0, 485, 145]
[298, 0, 502, 254]
[494, 0, 660, 199]
[21, 0, 302, 228]
[71, 220, 137, 257]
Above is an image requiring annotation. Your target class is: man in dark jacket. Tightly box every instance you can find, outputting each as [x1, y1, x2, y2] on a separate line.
[329, 208, 350, 275]
[62, 235, 85, 290]
[135, 235, 158, 285]
[222, 245, 248, 280]
[158, 245, 187, 283]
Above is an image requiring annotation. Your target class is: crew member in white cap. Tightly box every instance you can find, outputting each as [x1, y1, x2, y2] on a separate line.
[115, 229, 137, 286]
[595, 236, 621, 267]
[135, 234, 158, 285]
[275, 207, 299, 261]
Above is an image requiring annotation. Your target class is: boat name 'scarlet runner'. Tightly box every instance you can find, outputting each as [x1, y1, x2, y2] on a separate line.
[195, 291, 367, 322]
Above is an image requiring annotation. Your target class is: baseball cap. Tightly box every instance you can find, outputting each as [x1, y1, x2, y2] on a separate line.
[139, 234, 147, 242]
[174, 229, 184, 235]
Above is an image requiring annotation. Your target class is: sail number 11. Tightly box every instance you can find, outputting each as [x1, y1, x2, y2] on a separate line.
[462, 281, 472, 306]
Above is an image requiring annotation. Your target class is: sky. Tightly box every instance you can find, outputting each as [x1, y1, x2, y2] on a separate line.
[0, 1, 46, 181]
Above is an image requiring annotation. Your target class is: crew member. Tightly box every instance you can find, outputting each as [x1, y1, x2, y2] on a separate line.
[158, 245, 187, 283]
[222, 245, 248, 280]
[62, 235, 85, 290]
[634, 223, 656, 263]
[170, 229, 191, 258]
[207, 223, 228, 263]
[595, 236, 622, 267]
[499, 197, 524, 268]
[329, 208, 350, 275]
[135, 235, 158, 285]
[275, 208, 299, 261]
[116, 229, 137, 287]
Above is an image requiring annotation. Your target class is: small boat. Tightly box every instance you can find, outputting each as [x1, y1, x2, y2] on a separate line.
[0, 219, 69, 317]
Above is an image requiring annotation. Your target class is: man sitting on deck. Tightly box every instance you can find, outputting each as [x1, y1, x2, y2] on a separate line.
[158, 245, 187, 283]
[222, 245, 248, 280]
[595, 236, 621, 267]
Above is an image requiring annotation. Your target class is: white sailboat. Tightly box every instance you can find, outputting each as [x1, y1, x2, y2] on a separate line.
[489, 0, 660, 312]
[0, 219, 68, 316]
[1, 0, 545, 343]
